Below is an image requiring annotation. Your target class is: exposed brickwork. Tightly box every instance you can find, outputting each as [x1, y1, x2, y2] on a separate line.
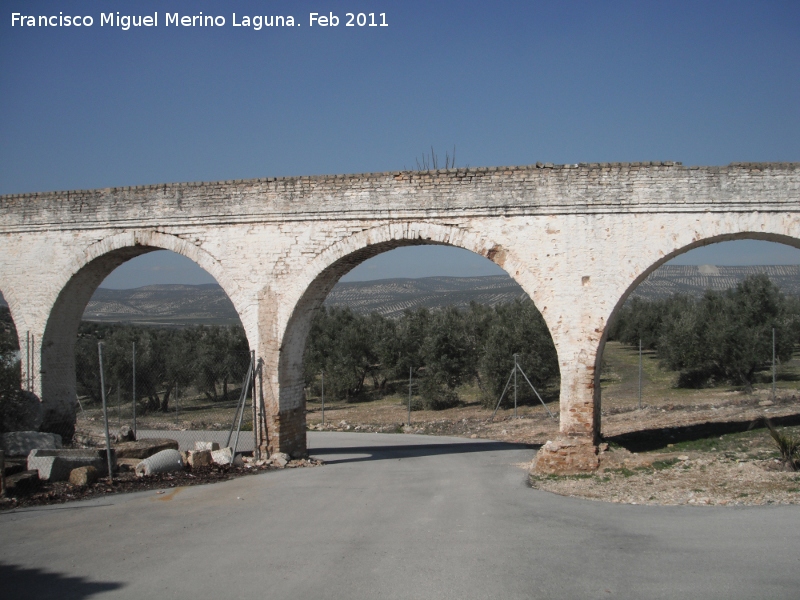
[1, 162, 798, 469]
[532, 438, 602, 475]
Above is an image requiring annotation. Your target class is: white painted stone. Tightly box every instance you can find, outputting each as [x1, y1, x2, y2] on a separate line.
[1, 162, 798, 467]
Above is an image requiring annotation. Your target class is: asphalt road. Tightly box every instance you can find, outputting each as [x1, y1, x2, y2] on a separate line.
[1, 432, 799, 599]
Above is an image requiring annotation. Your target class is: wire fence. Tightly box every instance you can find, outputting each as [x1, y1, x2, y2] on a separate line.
[74, 336, 258, 453]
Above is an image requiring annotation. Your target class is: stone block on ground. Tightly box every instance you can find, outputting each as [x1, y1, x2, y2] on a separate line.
[2, 431, 62, 457]
[69, 466, 99, 486]
[268, 452, 290, 468]
[115, 438, 179, 459]
[210, 447, 233, 465]
[135, 449, 184, 477]
[194, 441, 220, 451]
[187, 450, 212, 469]
[28, 448, 115, 482]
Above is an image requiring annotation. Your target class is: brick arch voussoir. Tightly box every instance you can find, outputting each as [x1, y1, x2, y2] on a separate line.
[56, 230, 245, 324]
[597, 222, 800, 370]
[598, 221, 800, 356]
[0, 282, 26, 345]
[266, 221, 536, 415]
[279, 221, 540, 337]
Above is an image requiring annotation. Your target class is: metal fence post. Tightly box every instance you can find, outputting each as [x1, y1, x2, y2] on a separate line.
[132, 341, 137, 438]
[407, 366, 412, 426]
[638, 338, 643, 410]
[513, 353, 518, 419]
[772, 327, 776, 401]
[98, 342, 113, 482]
[25, 331, 30, 392]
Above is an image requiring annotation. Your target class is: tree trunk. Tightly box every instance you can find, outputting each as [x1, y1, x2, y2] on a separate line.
[160, 385, 172, 413]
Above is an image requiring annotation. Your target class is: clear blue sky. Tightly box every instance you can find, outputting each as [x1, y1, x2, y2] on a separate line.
[2, 0, 799, 288]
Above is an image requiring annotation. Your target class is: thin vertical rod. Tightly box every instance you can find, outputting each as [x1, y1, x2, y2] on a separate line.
[513, 354, 518, 419]
[26, 332, 30, 392]
[251, 351, 257, 457]
[175, 382, 179, 424]
[132, 342, 137, 439]
[231, 353, 254, 464]
[226, 359, 253, 447]
[772, 328, 776, 402]
[321, 372, 325, 427]
[30, 335, 35, 395]
[407, 367, 412, 426]
[516, 365, 555, 419]
[257, 359, 267, 459]
[490, 368, 516, 421]
[98, 342, 113, 482]
[638, 339, 643, 410]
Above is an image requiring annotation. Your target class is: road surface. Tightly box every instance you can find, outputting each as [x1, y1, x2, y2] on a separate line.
[1, 432, 798, 599]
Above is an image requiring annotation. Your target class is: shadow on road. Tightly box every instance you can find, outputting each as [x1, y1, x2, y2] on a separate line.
[310, 440, 538, 464]
[607, 412, 800, 453]
[0, 562, 125, 600]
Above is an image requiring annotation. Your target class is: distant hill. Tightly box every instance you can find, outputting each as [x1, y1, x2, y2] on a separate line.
[81, 284, 240, 326]
[0, 265, 797, 326]
[631, 265, 800, 300]
[324, 276, 527, 317]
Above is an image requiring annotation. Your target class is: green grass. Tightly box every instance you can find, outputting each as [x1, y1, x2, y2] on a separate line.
[599, 341, 800, 410]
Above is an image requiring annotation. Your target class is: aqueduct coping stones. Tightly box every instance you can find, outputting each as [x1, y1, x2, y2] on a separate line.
[1, 162, 798, 472]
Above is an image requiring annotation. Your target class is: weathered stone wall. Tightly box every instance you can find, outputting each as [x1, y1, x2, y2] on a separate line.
[1, 162, 798, 468]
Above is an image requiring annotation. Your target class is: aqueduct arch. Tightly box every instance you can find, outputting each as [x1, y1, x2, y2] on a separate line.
[590, 231, 800, 433]
[1, 162, 798, 471]
[264, 222, 551, 456]
[37, 231, 253, 438]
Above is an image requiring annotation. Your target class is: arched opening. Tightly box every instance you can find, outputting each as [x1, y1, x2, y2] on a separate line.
[0, 289, 31, 432]
[40, 246, 252, 444]
[275, 236, 560, 456]
[594, 235, 800, 497]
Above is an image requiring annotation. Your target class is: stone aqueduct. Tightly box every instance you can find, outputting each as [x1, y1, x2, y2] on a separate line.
[1, 162, 798, 471]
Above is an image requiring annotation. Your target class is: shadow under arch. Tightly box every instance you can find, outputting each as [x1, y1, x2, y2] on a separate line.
[39, 231, 247, 438]
[594, 231, 800, 431]
[271, 222, 558, 456]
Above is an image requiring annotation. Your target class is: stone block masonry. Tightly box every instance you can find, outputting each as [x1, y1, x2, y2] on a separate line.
[1, 162, 798, 472]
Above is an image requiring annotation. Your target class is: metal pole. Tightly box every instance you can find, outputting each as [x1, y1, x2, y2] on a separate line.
[231, 353, 254, 464]
[516, 365, 555, 419]
[408, 367, 412, 426]
[132, 342, 137, 439]
[26, 331, 30, 392]
[257, 358, 267, 459]
[175, 382, 179, 425]
[321, 371, 325, 427]
[638, 338, 643, 410]
[490, 368, 516, 422]
[98, 342, 113, 482]
[30, 335, 35, 395]
[251, 351, 257, 457]
[117, 385, 121, 428]
[513, 354, 518, 419]
[227, 359, 253, 447]
[772, 327, 776, 402]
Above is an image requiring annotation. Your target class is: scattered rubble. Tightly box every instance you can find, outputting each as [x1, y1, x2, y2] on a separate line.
[135, 449, 184, 477]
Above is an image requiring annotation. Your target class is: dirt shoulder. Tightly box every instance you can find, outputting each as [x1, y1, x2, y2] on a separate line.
[310, 391, 800, 506]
